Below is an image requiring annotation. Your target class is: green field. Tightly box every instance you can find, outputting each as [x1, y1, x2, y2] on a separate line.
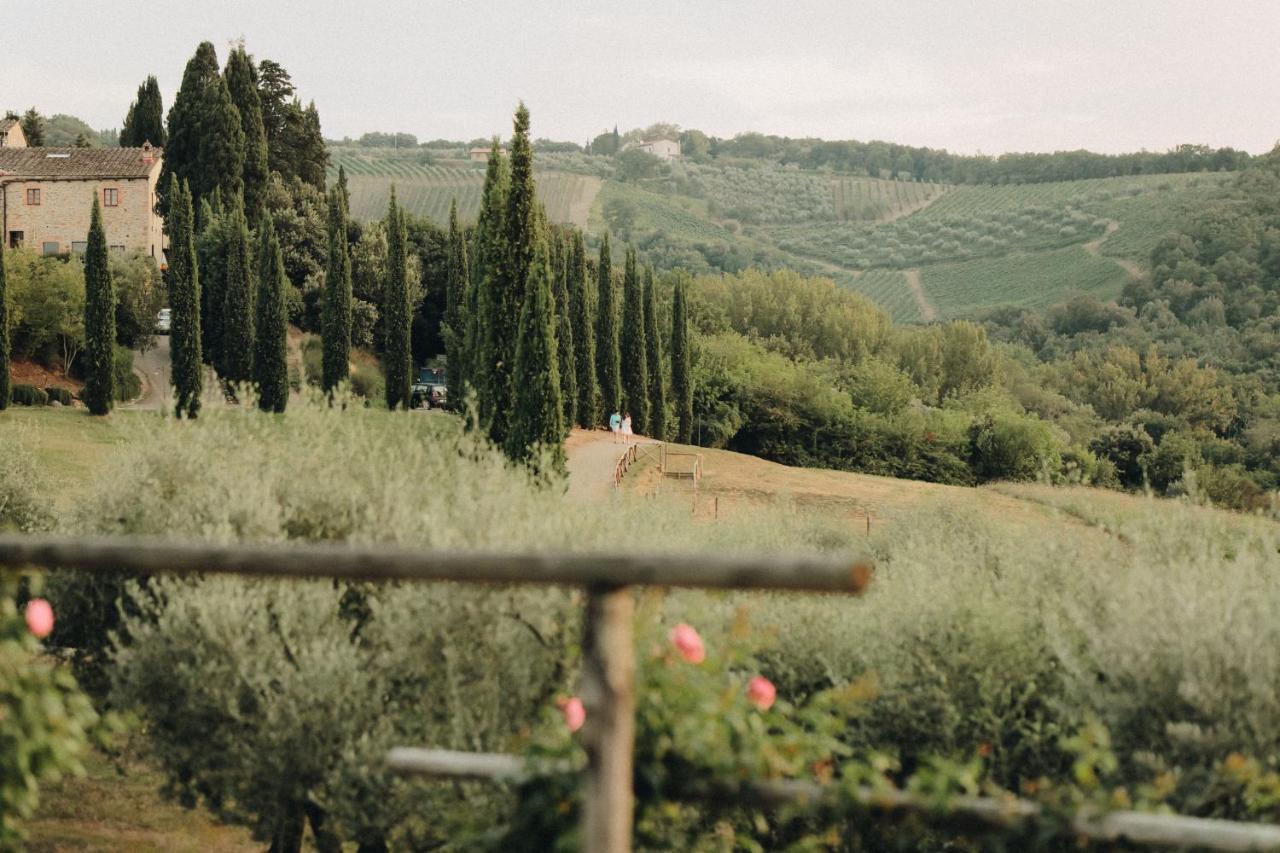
[919, 245, 1132, 317]
[328, 149, 602, 226]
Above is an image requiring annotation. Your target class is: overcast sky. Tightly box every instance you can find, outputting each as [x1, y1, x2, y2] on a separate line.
[5, 0, 1278, 154]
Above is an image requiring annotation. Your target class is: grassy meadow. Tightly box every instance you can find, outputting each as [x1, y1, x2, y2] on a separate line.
[8, 399, 1279, 845]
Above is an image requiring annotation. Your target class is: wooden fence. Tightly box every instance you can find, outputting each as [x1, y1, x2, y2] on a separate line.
[3, 533, 1279, 852]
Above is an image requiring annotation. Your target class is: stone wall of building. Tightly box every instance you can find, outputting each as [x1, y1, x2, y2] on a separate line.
[4, 169, 162, 259]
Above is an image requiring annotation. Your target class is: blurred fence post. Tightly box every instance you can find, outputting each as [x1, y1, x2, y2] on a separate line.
[580, 585, 636, 852]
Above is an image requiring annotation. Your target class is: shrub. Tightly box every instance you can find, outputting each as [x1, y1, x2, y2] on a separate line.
[112, 346, 140, 402]
[968, 409, 1062, 482]
[300, 334, 323, 386]
[349, 364, 384, 403]
[10, 384, 48, 406]
[45, 387, 74, 406]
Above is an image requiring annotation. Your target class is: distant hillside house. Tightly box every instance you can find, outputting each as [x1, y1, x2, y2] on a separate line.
[635, 138, 681, 162]
[469, 146, 509, 163]
[0, 117, 26, 148]
[0, 139, 164, 259]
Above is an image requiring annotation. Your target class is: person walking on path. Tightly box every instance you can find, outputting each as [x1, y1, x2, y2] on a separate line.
[609, 410, 622, 443]
[622, 412, 634, 442]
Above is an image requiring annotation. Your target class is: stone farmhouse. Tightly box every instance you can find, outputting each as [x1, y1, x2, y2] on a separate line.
[634, 138, 681, 162]
[469, 145, 509, 163]
[0, 129, 165, 261]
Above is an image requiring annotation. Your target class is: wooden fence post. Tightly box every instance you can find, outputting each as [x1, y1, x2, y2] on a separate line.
[580, 585, 636, 852]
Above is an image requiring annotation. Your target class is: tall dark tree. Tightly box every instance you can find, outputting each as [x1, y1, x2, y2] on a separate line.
[382, 189, 412, 410]
[0, 242, 9, 411]
[471, 139, 508, 429]
[620, 246, 649, 434]
[167, 177, 202, 419]
[197, 75, 246, 209]
[225, 46, 270, 225]
[568, 231, 597, 427]
[120, 76, 166, 147]
[159, 42, 220, 214]
[336, 165, 350, 212]
[595, 233, 621, 417]
[505, 224, 565, 474]
[443, 199, 469, 409]
[221, 195, 255, 385]
[296, 102, 328, 189]
[481, 102, 538, 445]
[322, 187, 353, 394]
[20, 108, 44, 146]
[671, 272, 694, 444]
[254, 214, 289, 413]
[195, 195, 227, 369]
[82, 196, 116, 415]
[643, 266, 666, 441]
[256, 59, 296, 174]
[553, 232, 577, 432]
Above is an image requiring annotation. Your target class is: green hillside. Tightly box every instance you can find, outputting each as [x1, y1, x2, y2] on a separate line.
[326, 145, 1237, 323]
[327, 149, 602, 226]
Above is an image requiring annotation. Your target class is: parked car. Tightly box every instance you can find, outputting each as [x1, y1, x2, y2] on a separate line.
[155, 308, 172, 334]
[410, 367, 447, 409]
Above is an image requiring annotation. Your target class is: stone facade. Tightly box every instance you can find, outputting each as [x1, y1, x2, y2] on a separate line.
[635, 139, 681, 162]
[0, 142, 164, 260]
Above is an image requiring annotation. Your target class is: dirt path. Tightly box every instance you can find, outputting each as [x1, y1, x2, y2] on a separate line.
[1083, 219, 1143, 279]
[565, 428, 628, 500]
[123, 336, 171, 410]
[903, 268, 937, 322]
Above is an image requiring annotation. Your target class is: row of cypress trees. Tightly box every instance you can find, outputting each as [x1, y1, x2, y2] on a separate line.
[429, 104, 694, 472]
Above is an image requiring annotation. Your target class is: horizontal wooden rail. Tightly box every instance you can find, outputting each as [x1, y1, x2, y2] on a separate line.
[387, 749, 1280, 852]
[0, 534, 871, 593]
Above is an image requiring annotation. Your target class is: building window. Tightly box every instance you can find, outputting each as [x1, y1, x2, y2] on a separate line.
[42, 241, 60, 256]
[103, 188, 119, 207]
[110, 245, 126, 254]
[26, 188, 40, 205]
[71, 241, 88, 255]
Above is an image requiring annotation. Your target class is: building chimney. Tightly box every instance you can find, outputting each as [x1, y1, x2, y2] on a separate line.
[140, 141, 154, 165]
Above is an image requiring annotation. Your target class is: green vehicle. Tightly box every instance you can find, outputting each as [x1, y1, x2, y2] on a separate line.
[411, 367, 447, 409]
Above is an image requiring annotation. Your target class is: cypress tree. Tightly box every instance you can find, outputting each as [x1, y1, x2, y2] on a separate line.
[20, 108, 45, 146]
[83, 197, 116, 415]
[160, 42, 220, 215]
[619, 246, 649, 434]
[195, 195, 226, 369]
[382, 188, 412, 410]
[120, 75, 166, 148]
[671, 272, 694, 443]
[254, 214, 289, 413]
[443, 198, 470, 409]
[321, 187, 353, 394]
[0, 242, 9, 411]
[220, 195, 255, 385]
[198, 75, 246, 209]
[568, 231, 597, 427]
[643, 266, 666, 441]
[553, 231, 577, 433]
[472, 138, 509, 430]
[595, 233, 621, 417]
[336, 165, 350, 212]
[484, 102, 538, 445]
[168, 177, 202, 419]
[225, 46, 270, 225]
[505, 224, 565, 474]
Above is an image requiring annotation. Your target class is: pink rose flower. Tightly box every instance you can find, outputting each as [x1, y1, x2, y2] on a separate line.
[25, 598, 54, 639]
[559, 696, 586, 732]
[668, 623, 705, 664]
[747, 675, 776, 711]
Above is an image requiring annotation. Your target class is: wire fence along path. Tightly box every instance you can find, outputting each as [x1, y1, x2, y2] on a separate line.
[4, 534, 1280, 852]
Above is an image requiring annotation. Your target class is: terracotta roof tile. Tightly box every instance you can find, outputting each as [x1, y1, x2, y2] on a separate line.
[0, 146, 160, 179]
[0, 117, 17, 133]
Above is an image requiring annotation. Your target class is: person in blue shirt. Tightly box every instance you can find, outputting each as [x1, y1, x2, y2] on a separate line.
[609, 410, 622, 442]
